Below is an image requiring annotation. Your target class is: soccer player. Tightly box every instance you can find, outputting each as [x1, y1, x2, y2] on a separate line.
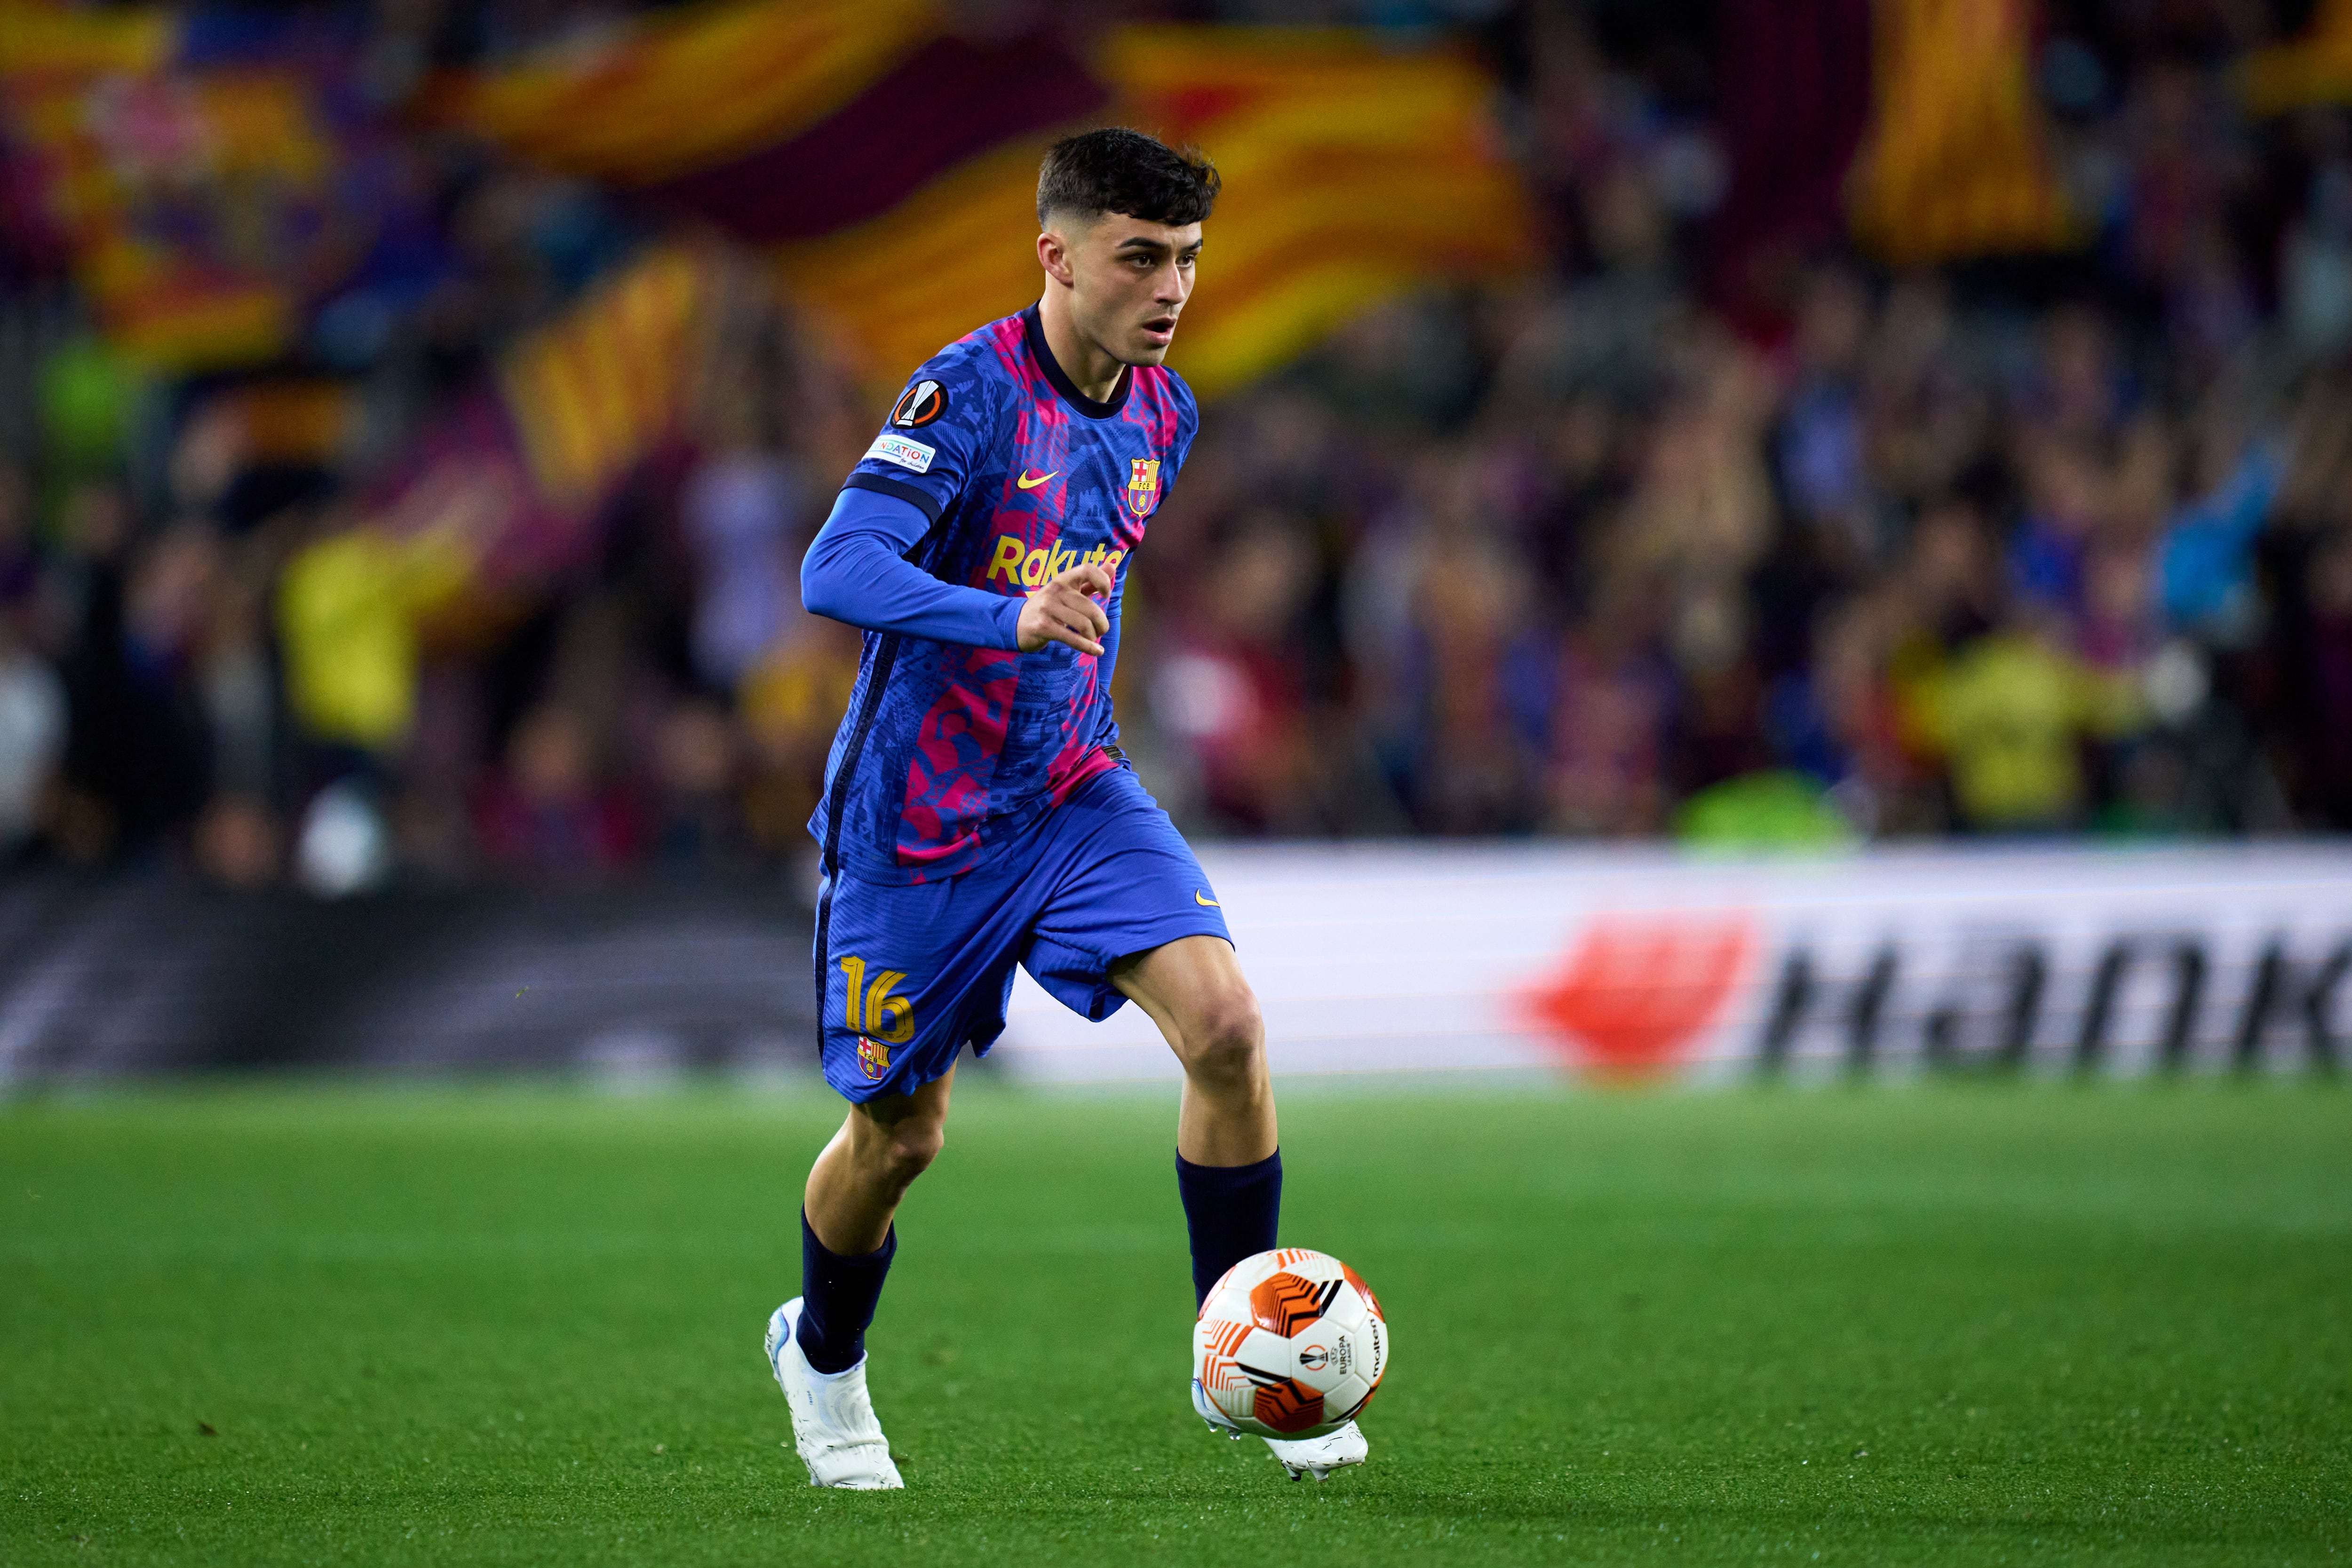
[762, 128, 1366, 1488]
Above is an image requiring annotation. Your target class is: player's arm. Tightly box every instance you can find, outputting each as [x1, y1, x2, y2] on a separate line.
[801, 488, 1113, 656]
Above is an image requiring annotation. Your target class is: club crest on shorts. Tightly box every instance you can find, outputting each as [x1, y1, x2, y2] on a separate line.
[1126, 458, 1161, 518]
[857, 1037, 891, 1081]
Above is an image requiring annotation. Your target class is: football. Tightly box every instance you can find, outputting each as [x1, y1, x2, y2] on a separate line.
[1192, 1247, 1388, 1440]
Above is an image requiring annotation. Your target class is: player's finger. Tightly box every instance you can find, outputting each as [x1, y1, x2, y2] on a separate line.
[1050, 619, 1105, 657]
[1047, 596, 1105, 654]
[1057, 562, 1114, 599]
[1044, 584, 1110, 640]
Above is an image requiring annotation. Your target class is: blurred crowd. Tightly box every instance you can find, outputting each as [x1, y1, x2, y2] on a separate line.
[7, 0, 2352, 892]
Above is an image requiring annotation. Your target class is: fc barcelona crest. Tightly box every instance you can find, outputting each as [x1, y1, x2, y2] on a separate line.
[857, 1037, 891, 1081]
[1126, 458, 1161, 518]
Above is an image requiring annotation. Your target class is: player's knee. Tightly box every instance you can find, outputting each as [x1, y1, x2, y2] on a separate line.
[1180, 986, 1264, 1085]
[882, 1120, 945, 1183]
[852, 1101, 946, 1187]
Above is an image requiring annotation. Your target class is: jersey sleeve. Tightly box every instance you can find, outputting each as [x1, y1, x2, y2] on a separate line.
[802, 486, 1022, 650]
[840, 352, 1000, 523]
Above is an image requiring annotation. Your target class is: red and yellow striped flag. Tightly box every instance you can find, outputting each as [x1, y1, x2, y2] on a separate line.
[498, 248, 705, 510]
[1110, 26, 1533, 398]
[1846, 0, 2078, 266]
[435, 0, 937, 186]
[446, 6, 1534, 400]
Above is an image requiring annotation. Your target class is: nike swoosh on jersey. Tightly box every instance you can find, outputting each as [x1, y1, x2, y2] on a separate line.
[1195, 891, 1220, 907]
[1017, 469, 1057, 489]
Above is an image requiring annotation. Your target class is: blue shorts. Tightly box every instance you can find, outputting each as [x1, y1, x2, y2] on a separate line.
[812, 767, 1230, 1102]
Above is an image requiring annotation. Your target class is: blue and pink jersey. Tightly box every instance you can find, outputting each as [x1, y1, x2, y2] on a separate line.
[811, 304, 1198, 884]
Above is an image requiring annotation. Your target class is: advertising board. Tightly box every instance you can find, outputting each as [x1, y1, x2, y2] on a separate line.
[996, 845, 2352, 1083]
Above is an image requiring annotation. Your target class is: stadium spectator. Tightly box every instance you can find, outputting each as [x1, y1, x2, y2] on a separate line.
[0, 582, 63, 863]
[648, 695, 752, 871]
[475, 702, 639, 881]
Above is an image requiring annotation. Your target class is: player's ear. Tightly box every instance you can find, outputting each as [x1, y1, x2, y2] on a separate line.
[1037, 227, 1075, 289]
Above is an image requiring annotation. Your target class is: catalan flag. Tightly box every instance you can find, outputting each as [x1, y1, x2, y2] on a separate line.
[1844, 0, 2078, 266]
[780, 28, 1534, 399]
[441, 3, 1534, 400]
[277, 245, 718, 748]
[497, 248, 705, 512]
[434, 0, 942, 188]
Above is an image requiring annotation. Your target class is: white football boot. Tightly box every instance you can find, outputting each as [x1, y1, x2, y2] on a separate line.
[1264, 1422, 1368, 1481]
[764, 1298, 903, 1489]
[1193, 1379, 1368, 1481]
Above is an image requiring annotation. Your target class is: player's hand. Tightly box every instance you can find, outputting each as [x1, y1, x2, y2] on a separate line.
[1016, 562, 1113, 656]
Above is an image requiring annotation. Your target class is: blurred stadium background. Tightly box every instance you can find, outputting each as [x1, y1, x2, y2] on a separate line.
[3, 0, 2352, 1084]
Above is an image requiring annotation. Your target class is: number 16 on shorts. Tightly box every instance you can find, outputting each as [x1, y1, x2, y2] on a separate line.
[839, 955, 916, 1083]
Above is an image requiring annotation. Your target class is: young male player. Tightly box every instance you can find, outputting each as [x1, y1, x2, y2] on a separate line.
[763, 128, 1367, 1488]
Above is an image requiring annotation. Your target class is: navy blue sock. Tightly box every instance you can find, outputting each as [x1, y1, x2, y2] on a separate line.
[797, 1211, 896, 1374]
[1175, 1149, 1282, 1306]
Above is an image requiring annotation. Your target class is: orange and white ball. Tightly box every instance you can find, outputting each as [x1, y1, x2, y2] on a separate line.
[1192, 1248, 1387, 1440]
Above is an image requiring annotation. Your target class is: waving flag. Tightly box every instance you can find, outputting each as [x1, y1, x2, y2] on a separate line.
[773, 28, 1531, 399]
[278, 245, 715, 749]
[442, 4, 1534, 399]
[1, 0, 295, 367]
[435, 0, 940, 187]
[1845, 0, 2078, 266]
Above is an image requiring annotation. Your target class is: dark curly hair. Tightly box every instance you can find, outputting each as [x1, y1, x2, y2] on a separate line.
[1036, 127, 1220, 228]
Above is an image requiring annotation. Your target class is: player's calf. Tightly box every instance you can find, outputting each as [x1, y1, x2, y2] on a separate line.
[790, 1071, 951, 1441]
[805, 1077, 951, 1257]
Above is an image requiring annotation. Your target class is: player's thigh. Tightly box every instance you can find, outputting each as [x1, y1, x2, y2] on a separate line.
[1021, 769, 1233, 1025]
[1111, 934, 1264, 1070]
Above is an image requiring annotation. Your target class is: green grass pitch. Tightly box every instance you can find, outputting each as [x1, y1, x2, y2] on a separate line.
[3, 1079, 2347, 1565]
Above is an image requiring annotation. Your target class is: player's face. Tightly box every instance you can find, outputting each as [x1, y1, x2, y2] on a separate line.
[1066, 214, 1203, 367]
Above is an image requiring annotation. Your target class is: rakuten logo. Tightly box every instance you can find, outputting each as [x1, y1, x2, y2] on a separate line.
[986, 535, 1125, 589]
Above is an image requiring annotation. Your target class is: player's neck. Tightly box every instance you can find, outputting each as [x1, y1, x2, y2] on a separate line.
[1037, 291, 1127, 405]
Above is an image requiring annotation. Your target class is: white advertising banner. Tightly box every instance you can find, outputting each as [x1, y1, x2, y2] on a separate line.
[994, 844, 2352, 1083]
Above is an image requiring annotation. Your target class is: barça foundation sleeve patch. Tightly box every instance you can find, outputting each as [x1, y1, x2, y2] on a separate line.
[864, 433, 936, 474]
